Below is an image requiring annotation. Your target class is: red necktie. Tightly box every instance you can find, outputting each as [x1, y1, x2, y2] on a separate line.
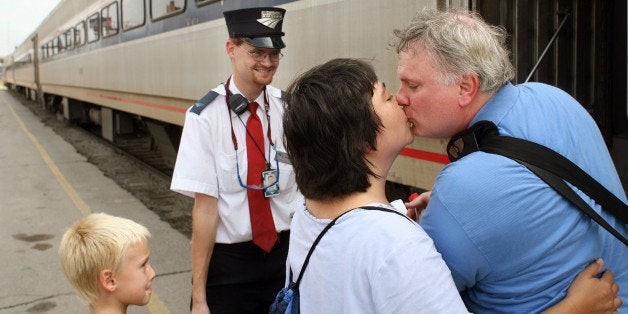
[246, 102, 277, 252]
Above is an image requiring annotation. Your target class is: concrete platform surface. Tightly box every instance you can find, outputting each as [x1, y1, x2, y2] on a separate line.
[0, 87, 191, 313]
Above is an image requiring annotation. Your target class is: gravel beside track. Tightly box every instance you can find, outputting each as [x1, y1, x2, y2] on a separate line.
[13, 91, 193, 238]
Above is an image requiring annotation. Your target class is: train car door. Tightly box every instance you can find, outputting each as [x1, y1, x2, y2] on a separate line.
[32, 34, 42, 106]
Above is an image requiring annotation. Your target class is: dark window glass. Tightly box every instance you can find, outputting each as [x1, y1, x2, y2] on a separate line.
[75, 21, 87, 47]
[101, 2, 119, 37]
[122, 0, 145, 30]
[151, 0, 185, 20]
[58, 36, 66, 52]
[87, 13, 100, 42]
[65, 28, 75, 50]
[52, 40, 59, 55]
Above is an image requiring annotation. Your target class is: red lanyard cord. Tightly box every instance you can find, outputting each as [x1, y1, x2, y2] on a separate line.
[224, 77, 274, 168]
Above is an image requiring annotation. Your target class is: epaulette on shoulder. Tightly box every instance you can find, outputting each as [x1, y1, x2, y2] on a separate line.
[189, 90, 219, 115]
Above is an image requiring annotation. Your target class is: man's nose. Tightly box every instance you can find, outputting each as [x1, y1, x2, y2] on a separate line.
[396, 92, 408, 108]
[259, 54, 274, 65]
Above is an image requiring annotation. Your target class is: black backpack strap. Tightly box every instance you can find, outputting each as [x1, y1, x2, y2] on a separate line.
[293, 209, 352, 288]
[447, 121, 627, 244]
[360, 206, 415, 223]
[447, 120, 499, 161]
[523, 161, 627, 245]
[294, 205, 415, 288]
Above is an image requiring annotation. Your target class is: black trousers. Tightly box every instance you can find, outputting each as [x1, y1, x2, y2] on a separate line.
[204, 231, 289, 314]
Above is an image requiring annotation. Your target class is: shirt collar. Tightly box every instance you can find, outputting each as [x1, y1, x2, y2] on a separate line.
[471, 82, 519, 127]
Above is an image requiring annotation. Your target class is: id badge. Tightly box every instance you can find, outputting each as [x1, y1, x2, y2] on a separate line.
[262, 169, 280, 198]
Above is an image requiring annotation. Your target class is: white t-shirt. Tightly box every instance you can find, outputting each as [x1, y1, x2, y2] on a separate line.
[171, 80, 303, 243]
[287, 203, 469, 313]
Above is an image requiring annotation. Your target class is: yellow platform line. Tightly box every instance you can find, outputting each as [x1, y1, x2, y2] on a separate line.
[1, 92, 171, 314]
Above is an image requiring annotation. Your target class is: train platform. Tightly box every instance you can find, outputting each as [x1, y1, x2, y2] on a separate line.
[0, 87, 191, 313]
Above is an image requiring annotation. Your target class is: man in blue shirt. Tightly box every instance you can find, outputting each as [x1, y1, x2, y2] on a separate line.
[394, 9, 626, 313]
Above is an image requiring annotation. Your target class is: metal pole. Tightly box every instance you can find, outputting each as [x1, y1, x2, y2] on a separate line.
[525, 13, 571, 83]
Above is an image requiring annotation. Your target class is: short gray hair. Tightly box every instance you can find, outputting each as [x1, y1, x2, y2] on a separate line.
[392, 8, 515, 93]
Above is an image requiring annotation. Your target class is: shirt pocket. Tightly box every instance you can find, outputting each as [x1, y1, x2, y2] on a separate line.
[216, 150, 246, 193]
[276, 162, 295, 190]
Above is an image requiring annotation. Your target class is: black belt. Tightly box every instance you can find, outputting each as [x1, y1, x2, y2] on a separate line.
[213, 230, 290, 252]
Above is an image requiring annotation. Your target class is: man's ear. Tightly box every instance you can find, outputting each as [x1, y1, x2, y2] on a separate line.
[226, 40, 236, 58]
[458, 72, 480, 107]
[99, 269, 116, 292]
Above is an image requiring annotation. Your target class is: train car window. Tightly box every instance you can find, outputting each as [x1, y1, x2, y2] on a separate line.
[87, 12, 101, 43]
[52, 40, 59, 55]
[102, 2, 119, 37]
[151, 0, 185, 21]
[65, 28, 75, 50]
[46, 42, 52, 57]
[58, 36, 66, 52]
[75, 21, 87, 47]
[195, 0, 220, 7]
[122, 0, 145, 31]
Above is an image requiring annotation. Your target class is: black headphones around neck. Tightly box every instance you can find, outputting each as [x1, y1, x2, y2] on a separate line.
[227, 89, 249, 116]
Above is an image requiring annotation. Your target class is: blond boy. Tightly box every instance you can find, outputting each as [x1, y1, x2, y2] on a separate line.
[59, 213, 155, 314]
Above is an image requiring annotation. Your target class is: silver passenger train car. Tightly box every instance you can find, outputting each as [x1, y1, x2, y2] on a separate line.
[2, 0, 626, 191]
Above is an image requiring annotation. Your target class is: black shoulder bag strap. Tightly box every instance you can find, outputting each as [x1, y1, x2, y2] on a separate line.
[447, 120, 627, 245]
[292, 206, 414, 290]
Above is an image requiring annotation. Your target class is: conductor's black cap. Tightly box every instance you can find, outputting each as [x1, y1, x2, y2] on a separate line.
[223, 7, 286, 49]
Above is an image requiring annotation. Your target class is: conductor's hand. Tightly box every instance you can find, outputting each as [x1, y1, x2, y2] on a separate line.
[405, 191, 431, 223]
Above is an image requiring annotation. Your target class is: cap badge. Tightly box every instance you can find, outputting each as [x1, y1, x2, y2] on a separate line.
[257, 11, 283, 29]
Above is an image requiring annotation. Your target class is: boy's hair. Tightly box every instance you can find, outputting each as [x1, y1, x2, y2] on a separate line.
[59, 213, 151, 305]
[283, 58, 380, 200]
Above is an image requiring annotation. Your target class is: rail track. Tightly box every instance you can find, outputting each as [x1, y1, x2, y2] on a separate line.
[12, 91, 194, 238]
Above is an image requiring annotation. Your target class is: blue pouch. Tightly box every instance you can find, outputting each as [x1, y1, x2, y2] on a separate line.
[269, 280, 299, 314]
[270, 207, 405, 313]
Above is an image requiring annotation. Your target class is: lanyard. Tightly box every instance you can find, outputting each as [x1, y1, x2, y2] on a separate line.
[224, 77, 274, 161]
